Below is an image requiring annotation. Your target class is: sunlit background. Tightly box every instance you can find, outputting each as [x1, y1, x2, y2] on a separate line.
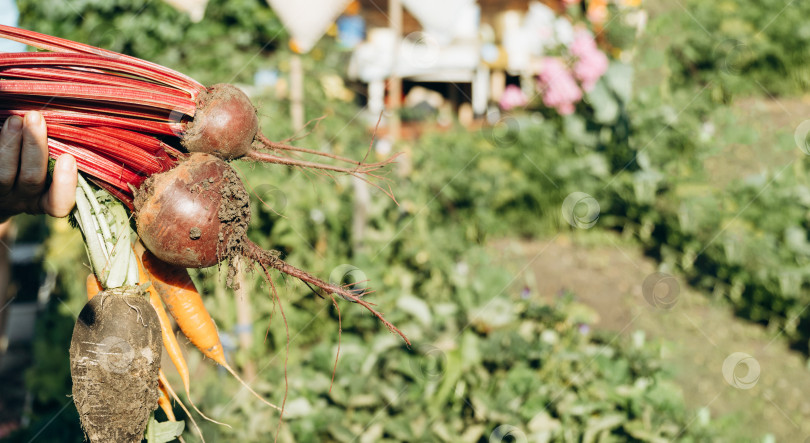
[2, 0, 810, 441]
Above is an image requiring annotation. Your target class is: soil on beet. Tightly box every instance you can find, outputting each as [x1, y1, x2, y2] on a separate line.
[218, 161, 251, 286]
[134, 153, 250, 270]
[69, 286, 162, 443]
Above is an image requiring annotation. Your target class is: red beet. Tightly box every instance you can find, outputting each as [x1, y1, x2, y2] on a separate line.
[133, 153, 248, 268]
[181, 84, 258, 160]
[0, 25, 397, 207]
[132, 153, 409, 345]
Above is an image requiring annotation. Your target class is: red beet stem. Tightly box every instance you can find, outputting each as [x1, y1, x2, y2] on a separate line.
[0, 109, 181, 136]
[48, 124, 166, 175]
[0, 80, 197, 115]
[89, 126, 171, 154]
[0, 67, 192, 99]
[258, 132, 372, 166]
[47, 138, 144, 193]
[0, 25, 204, 96]
[0, 96, 179, 121]
[246, 150, 399, 202]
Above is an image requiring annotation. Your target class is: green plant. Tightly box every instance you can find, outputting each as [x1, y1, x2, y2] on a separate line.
[662, 0, 810, 99]
[18, 0, 285, 86]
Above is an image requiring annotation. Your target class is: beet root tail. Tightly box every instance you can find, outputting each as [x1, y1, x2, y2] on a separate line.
[242, 242, 410, 346]
[248, 135, 400, 203]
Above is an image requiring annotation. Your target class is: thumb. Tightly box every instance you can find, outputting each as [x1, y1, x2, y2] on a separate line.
[40, 154, 78, 218]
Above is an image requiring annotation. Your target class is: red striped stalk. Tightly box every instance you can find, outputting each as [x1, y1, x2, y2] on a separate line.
[0, 80, 197, 115]
[2, 96, 182, 120]
[0, 25, 204, 96]
[0, 109, 182, 136]
[0, 67, 192, 98]
[87, 127, 168, 154]
[0, 27, 198, 202]
[47, 124, 168, 175]
[0, 53, 199, 99]
[89, 126, 184, 161]
[47, 138, 145, 194]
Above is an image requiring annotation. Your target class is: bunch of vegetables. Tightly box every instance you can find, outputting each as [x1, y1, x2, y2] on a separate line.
[0, 25, 407, 442]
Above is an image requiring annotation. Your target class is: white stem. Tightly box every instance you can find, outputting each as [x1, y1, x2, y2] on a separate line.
[89, 202, 110, 263]
[101, 196, 133, 288]
[126, 247, 139, 286]
[73, 187, 109, 280]
[77, 175, 113, 246]
[74, 173, 137, 289]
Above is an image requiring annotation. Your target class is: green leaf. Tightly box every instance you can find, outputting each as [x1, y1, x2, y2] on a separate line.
[586, 81, 620, 124]
[396, 294, 432, 326]
[563, 114, 598, 147]
[145, 415, 185, 443]
[604, 62, 634, 104]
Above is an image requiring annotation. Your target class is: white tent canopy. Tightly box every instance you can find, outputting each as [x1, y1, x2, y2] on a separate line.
[401, 0, 478, 44]
[265, 0, 351, 53]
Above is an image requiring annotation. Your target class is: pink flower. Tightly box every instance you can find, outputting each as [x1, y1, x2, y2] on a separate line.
[537, 57, 582, 115]
[569, 31, 599, 58]
[570, 32, 609, 91]
[499, 84, 528, 111]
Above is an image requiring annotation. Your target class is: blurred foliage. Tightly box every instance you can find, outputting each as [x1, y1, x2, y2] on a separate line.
[17, 0, 285, 85]
[3, 0, 776, 441]
[11, 89, 727, 442]
[662, 0, 810, 99]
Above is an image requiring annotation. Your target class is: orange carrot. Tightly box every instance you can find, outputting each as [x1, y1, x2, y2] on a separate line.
[139, 249, 224, 361]
[139, 248, 279, 411]
[157, 377, 177, 422]
[159, 370, 203, 443]
[133, 243, 191, 399]
[133, 242, 230, 427]
[85, 273, 102, 300]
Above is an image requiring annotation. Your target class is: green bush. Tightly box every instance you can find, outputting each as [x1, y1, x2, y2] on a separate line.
[663, 0, 810, 98]
[18, 0, 285, 85]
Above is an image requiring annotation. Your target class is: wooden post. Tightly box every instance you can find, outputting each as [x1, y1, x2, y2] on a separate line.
[388, 0, 402, 140]
[352, 176, 370, 253]
[491, 69, 506, 103]
[290, 53, 305, 132]
[473, 65, 490, 117]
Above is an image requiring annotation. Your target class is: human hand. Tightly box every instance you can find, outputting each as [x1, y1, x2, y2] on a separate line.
[0, 112, 77, 222]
